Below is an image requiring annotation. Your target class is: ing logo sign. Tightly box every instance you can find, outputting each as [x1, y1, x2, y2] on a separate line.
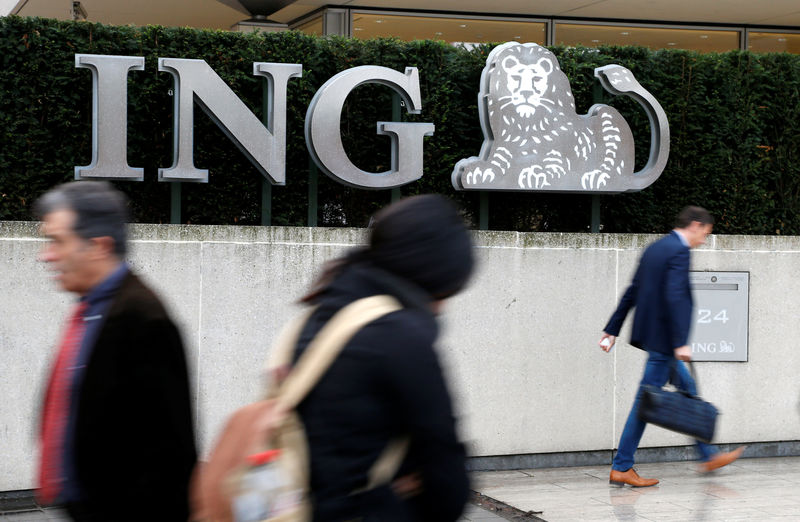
[452, 43, 670, 194]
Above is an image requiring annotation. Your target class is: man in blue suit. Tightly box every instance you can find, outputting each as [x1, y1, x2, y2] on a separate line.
[599, 206, 744, 487]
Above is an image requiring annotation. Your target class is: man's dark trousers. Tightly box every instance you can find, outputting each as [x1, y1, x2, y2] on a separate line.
[612, 351, 714, 471]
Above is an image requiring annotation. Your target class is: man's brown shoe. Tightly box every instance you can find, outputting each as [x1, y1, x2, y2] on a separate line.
[609, 468, 659, 487]
[699, 446, 746, 473]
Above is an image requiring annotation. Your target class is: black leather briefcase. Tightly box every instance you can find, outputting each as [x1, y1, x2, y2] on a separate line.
[637, 361, 718, 443]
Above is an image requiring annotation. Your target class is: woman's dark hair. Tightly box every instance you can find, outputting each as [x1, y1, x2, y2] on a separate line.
[301, 195, 474, 303]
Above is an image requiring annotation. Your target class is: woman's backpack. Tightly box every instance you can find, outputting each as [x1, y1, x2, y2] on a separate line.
[191, 295, 405, 521]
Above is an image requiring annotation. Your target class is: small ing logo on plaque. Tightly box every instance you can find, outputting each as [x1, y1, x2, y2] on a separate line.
[452, 42, 670, 193]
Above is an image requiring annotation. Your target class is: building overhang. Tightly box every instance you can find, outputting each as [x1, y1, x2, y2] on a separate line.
[7, 0, 800, 30]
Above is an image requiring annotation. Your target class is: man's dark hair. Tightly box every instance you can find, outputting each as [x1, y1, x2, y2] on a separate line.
[674, 206, 714, 229]
[33, 181, 130, 257]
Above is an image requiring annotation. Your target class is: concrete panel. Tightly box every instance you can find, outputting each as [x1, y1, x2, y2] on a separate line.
[442, 234, 620, 455]
[610, 240, 800, 455]
[0, 237, 71, 490]
[195, 228, 361, 454]
[2, 222, 799, 490]
[692, 249, 800, 444]
[126, 240, 203, 433]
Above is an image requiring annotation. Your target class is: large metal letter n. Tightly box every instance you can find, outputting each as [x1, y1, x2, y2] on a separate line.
[158, 59, 301, 184]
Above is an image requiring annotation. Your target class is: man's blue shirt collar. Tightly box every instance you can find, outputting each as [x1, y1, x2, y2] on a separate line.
[81, 262, 129, 308]
[63, 261, 129, 503]
[672, 229, 690, 248]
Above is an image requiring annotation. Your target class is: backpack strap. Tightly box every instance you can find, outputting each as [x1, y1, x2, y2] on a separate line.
[363, 438, 410, 490]
[267, 307, 318, 370]
[275, 295, 402, 413]
[272, 295, 410, 492]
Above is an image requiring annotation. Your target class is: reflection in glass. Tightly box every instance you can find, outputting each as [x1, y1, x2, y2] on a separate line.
[352, 13, 545, 46]
[749, 32, 800, 54]
[556, 24, 739, 53]
[296, 16, 323, 36]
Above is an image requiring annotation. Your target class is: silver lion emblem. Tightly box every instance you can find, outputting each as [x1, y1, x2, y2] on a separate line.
[452, 42, 670, 193]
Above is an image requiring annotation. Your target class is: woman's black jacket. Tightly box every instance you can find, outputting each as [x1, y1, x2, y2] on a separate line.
[292, 262, 469, 522]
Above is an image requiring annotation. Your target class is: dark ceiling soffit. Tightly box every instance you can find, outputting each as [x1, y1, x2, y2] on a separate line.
[236, 0, 299, 17]
[215, 0, 250, 15]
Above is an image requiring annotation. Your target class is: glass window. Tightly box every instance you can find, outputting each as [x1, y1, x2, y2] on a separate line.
[749, 32, 800, 54]
[555, 23, 740, 53]
[352, 13, 545, 46]
[295, 16, 323, 36]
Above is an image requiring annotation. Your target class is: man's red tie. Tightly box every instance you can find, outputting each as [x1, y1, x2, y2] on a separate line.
[38, 301, 89, 505]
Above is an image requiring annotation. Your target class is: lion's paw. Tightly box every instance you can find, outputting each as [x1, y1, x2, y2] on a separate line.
[544, 163, 566, 179]
[519, 166, 550, 189]
[581, 169, 609, 190]
[464, 166, 496, 185]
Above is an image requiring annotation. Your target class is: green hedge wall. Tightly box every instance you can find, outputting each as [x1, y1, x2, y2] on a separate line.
[1, 16, 799, 234]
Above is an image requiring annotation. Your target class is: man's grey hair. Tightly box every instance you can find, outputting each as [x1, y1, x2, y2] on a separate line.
[33, 181, 130, 257]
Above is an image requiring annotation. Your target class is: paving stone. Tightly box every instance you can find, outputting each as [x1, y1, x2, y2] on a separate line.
[471, 456, 800, 521]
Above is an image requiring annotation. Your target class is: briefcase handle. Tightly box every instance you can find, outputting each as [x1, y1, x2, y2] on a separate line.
[671, 359, 701, 397]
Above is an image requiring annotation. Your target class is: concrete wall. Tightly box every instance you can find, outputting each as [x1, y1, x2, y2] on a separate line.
[1, 222, 799, 490]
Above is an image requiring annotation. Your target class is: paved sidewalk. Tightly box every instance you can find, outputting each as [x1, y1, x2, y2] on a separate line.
[0, 501, 507, 521]
[460, 502, 507, 521]
[0, 510, 67, 521]
[471, 456, 800, 521]
[4, 456, 798, 520]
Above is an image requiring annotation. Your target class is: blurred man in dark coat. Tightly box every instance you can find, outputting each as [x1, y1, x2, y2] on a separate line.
[599, 206, 744, 487]
[35, 182, 196, 520]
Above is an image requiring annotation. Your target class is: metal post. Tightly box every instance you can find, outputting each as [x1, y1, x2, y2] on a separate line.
[392, 91, 402, 122]
[391, 92, 402, 203]
[170, 183, 181, 224]
[261, 79, 272, 226]
[261, 179, 272, 226]
[591, 195, 600, 233]
[479, 192, 489, 230]
[593, 76, 604, 105]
